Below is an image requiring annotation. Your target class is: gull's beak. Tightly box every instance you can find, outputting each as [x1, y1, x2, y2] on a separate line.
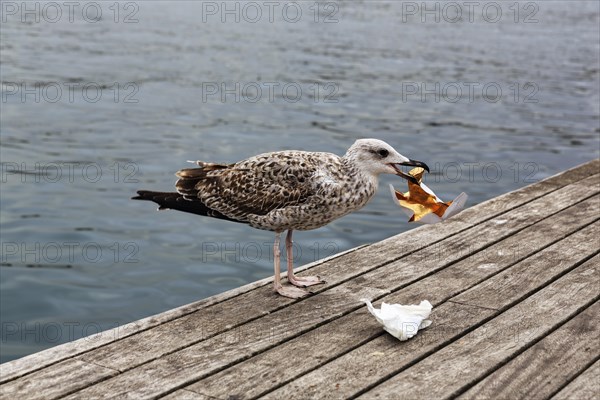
[390, 159, 430, 184]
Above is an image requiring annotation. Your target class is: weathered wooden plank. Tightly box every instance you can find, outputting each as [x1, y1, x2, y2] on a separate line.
[0, 244, 367, 385]
[551, 359, 600, 400]
[457, 301, 599, 399]
[363, 186, 599, 292]
[0, 359, 117, 400]
[83, 225, 596, 400]
[162, 389, 211, 400]
[42, 182, 600, 398]
[358, 170, 599, 275]
[357, 258, 600, 399]
[178, 202, 599, 399]
[61, 283, 389, 399]
[1, 163, 596, 387]
[362, 160, 598, 263]
[73, 175, 597, 373]
[2, 162, 596, 384]
[451, 160, 599, 226]
[255, 231, 600, 400]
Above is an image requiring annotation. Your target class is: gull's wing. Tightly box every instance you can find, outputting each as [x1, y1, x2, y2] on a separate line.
[175, 151, 329, 223]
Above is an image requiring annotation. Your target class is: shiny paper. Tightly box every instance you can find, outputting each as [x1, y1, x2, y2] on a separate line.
[390, 167, 468, 224]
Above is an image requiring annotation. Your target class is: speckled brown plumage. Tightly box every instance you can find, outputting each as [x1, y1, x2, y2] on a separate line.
[133, 139, 429, 298]
[170, 151, 375, 232]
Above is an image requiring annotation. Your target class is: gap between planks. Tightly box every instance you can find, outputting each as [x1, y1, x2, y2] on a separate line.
[550, 358, 600, 399]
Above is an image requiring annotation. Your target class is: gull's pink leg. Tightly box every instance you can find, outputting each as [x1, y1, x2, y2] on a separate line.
[273, 232, 309, 299]
[285, 230, 325, 288]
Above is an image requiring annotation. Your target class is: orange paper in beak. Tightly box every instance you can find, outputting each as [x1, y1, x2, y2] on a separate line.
[390, 167, 468, 224]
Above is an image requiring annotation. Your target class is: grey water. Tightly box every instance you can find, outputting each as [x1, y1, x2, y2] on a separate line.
[1, 1, 598, 363]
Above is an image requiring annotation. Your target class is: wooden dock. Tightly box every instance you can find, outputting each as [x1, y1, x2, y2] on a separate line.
[1, 159, 598, 400]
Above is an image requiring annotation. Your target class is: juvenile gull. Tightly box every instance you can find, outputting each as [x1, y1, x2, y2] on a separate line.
[133, 139, 429, 298]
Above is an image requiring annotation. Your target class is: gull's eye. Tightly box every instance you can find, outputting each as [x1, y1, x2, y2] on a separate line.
[378, 149, 389, 158]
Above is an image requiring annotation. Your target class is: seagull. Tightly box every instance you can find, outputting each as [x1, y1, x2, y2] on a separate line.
[132, 139, 429, 298]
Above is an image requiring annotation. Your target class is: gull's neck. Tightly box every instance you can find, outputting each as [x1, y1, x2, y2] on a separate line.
[341, 152, 380, 187]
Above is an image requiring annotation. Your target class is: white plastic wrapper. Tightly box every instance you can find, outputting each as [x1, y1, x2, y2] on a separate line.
[362, 299, 433, 341]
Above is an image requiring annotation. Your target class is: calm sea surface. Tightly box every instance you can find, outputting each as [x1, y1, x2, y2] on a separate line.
[1, 1, 599, 362]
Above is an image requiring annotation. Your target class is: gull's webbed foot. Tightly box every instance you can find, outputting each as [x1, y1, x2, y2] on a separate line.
[287, 274, 326, 288]
[274, 283, 312, 299]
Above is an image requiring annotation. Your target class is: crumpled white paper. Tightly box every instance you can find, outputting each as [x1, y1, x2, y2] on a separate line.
[361, 299, 433, 341]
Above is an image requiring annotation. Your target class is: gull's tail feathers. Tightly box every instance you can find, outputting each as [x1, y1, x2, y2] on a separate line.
[132, 190, 244, 224]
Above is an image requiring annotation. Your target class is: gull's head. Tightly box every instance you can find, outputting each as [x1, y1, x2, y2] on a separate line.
[344, 138, 429, 183]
